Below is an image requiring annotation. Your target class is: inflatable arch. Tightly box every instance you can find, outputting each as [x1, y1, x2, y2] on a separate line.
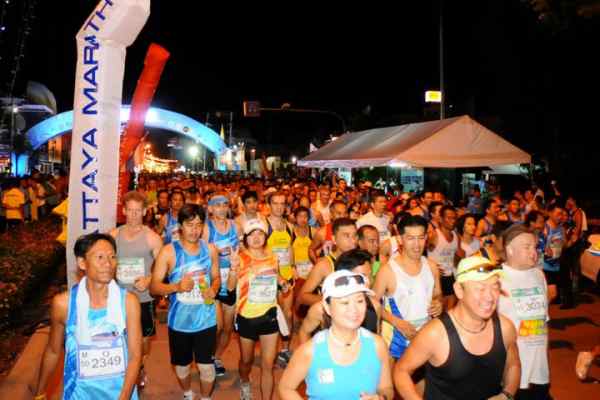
[26, 105, 228, 154]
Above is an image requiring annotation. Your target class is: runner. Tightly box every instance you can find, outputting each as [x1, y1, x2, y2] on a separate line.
[374, 215, 442, 363]
[227, 219, 286, 400]
[506, 198, 524, 224]
[203, 192, 240, 376]
[394, 255, 520, 400]
[35, 233, 142, 400]
[308, 200, 348, 264]
[265, 191, 296, 366]
[151, 204, 220, 400]
[455, 213, 481, 259]
[541, 204, 566, 307]
[298, 249, 381, 344]
[498, 224, 553, 400]
[291, 206, 315, 316]
[145, 189, 170, 231]
[427, 205, 459, 308]
[312, 186, 332, 226]
[298, 218, 358, 308]
[279, 270, 394, 400]
[357, 224, 383, 279]
[476, 199, 500, 239]
[160, 190, 185, 245]
[110, 191, 162, 389]
[235, 190, 267, 238]
[356, 190, 392, 242]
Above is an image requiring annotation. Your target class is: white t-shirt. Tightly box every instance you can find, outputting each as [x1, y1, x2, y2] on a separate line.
[498, 263, 550, 388]
[357, 211, 391, 241]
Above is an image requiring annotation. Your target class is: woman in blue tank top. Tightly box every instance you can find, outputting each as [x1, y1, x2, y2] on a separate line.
[35, 233, 142, 400]
[278, 270, 393, 400]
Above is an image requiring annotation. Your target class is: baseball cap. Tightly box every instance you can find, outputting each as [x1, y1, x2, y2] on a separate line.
[455, 255, 504, 284]
[243, 219, 268, 235]
[322, 270, 374, 301]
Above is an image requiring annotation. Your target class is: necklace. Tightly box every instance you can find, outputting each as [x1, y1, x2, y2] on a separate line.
[329, 328, 360, 347]
[451, 311, 487, 334]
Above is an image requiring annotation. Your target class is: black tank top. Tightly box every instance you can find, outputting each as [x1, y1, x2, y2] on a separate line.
[361, 297, 378, 334]
[424, 312, 506, 400]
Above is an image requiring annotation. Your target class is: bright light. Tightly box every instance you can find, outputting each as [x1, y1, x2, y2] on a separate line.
[389, 161, 411, 168]
[188, 146, 199, 157]
[291, 156, 297, 163]
[331, 136, 338, 141]
[425, 90, 442, 103]
[12, 106, 19, 113]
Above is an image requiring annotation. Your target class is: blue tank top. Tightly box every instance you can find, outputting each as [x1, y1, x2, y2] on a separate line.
[163, 211, 180, 244]
[167, 240, 217, 332]
[206, 219, 239, 296]
[306, 328, 381, 400]
[63, 285, 137, 400]
[543, 223, 564, 272]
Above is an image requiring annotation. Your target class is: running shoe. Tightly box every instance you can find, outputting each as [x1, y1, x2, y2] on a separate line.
[240, 382, 252, 400]
[214, 358, 226, 377]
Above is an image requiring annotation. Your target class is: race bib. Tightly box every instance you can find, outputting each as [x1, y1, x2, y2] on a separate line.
[176, 271, 206, 305]
[78, 337, 125, 379]
[438, 250, 455, 276]
[248, 275, 277, 304]
[220, 268, 230, 290]
[116, 257, 145, 285]
[510, 287, 547, 344]
[273, 247, 291, 266]
[317, 368, 335, 384]
[296, 261, 313, 279]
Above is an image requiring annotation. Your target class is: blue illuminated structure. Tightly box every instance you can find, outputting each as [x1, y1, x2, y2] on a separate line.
[26, 106, 228, 156]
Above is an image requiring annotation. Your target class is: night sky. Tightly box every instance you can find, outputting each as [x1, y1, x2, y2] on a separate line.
[3, 1, 600, 193]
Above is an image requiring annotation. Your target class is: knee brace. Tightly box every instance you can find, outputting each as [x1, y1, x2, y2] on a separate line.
[198, 363, 216, 382]
[175, 364, 191, 379]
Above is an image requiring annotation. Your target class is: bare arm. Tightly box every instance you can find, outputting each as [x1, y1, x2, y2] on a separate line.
[119, 293, 142, 400]
[427, 259, 443, 318]
[204, 244, 221, 300]
[500, 315, 521, 397]
[150, 245, 183, 296]
[278, 341, 313, 400]
[35, 292, 68, 396]
[298, 260, 327, 306]
[298, 303, 324, 345]
[308, 228, 324, 264]
[393, 321, 441, 400]
[374, 336, 394, 400]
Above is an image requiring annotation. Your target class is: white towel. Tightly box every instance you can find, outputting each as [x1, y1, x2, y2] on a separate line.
[76, 277, 125, 344]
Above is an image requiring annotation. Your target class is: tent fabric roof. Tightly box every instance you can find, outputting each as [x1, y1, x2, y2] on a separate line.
[298, 115, 531, 169]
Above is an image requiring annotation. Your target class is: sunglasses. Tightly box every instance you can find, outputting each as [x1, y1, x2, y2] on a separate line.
[334, 274, 366, 287]
[457, 263, 501, 277]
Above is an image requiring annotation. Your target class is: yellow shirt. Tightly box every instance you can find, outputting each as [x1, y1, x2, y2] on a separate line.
[237, 252, 280, 319]
[266, 222, 294, 280]
[2, 188, 25, 220]
[292, 227, 314, 279]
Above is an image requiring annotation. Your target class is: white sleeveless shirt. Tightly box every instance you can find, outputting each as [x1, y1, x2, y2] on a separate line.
[427, 229, 458, 277]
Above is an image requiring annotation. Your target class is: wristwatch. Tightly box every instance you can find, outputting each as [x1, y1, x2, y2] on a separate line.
[502, 390, 514, 400]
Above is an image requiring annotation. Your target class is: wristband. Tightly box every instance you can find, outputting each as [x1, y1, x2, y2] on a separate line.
[34, 395, 47, 400]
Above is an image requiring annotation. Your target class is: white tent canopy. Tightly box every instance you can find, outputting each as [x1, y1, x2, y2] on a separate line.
[298, 115, 531, 169]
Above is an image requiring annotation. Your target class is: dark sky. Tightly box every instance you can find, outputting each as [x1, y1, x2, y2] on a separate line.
[3, 1, 600, 185]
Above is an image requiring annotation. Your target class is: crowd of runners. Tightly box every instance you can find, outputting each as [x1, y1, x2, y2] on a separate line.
[32, 172, 592, 400]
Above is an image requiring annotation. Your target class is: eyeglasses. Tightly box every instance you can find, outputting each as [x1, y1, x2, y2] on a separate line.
[457, 263, 501, 277]
[334, 274, 366, 287]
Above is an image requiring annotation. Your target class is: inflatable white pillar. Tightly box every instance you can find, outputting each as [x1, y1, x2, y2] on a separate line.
[67, 0, 150, 287]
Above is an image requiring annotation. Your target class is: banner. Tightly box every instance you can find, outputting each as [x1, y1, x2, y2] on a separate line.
[116, 43, 170, 224]
[67, 0, 150, 287]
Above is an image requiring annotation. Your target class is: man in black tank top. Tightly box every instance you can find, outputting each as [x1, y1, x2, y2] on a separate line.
[394, 255, 521, 400]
